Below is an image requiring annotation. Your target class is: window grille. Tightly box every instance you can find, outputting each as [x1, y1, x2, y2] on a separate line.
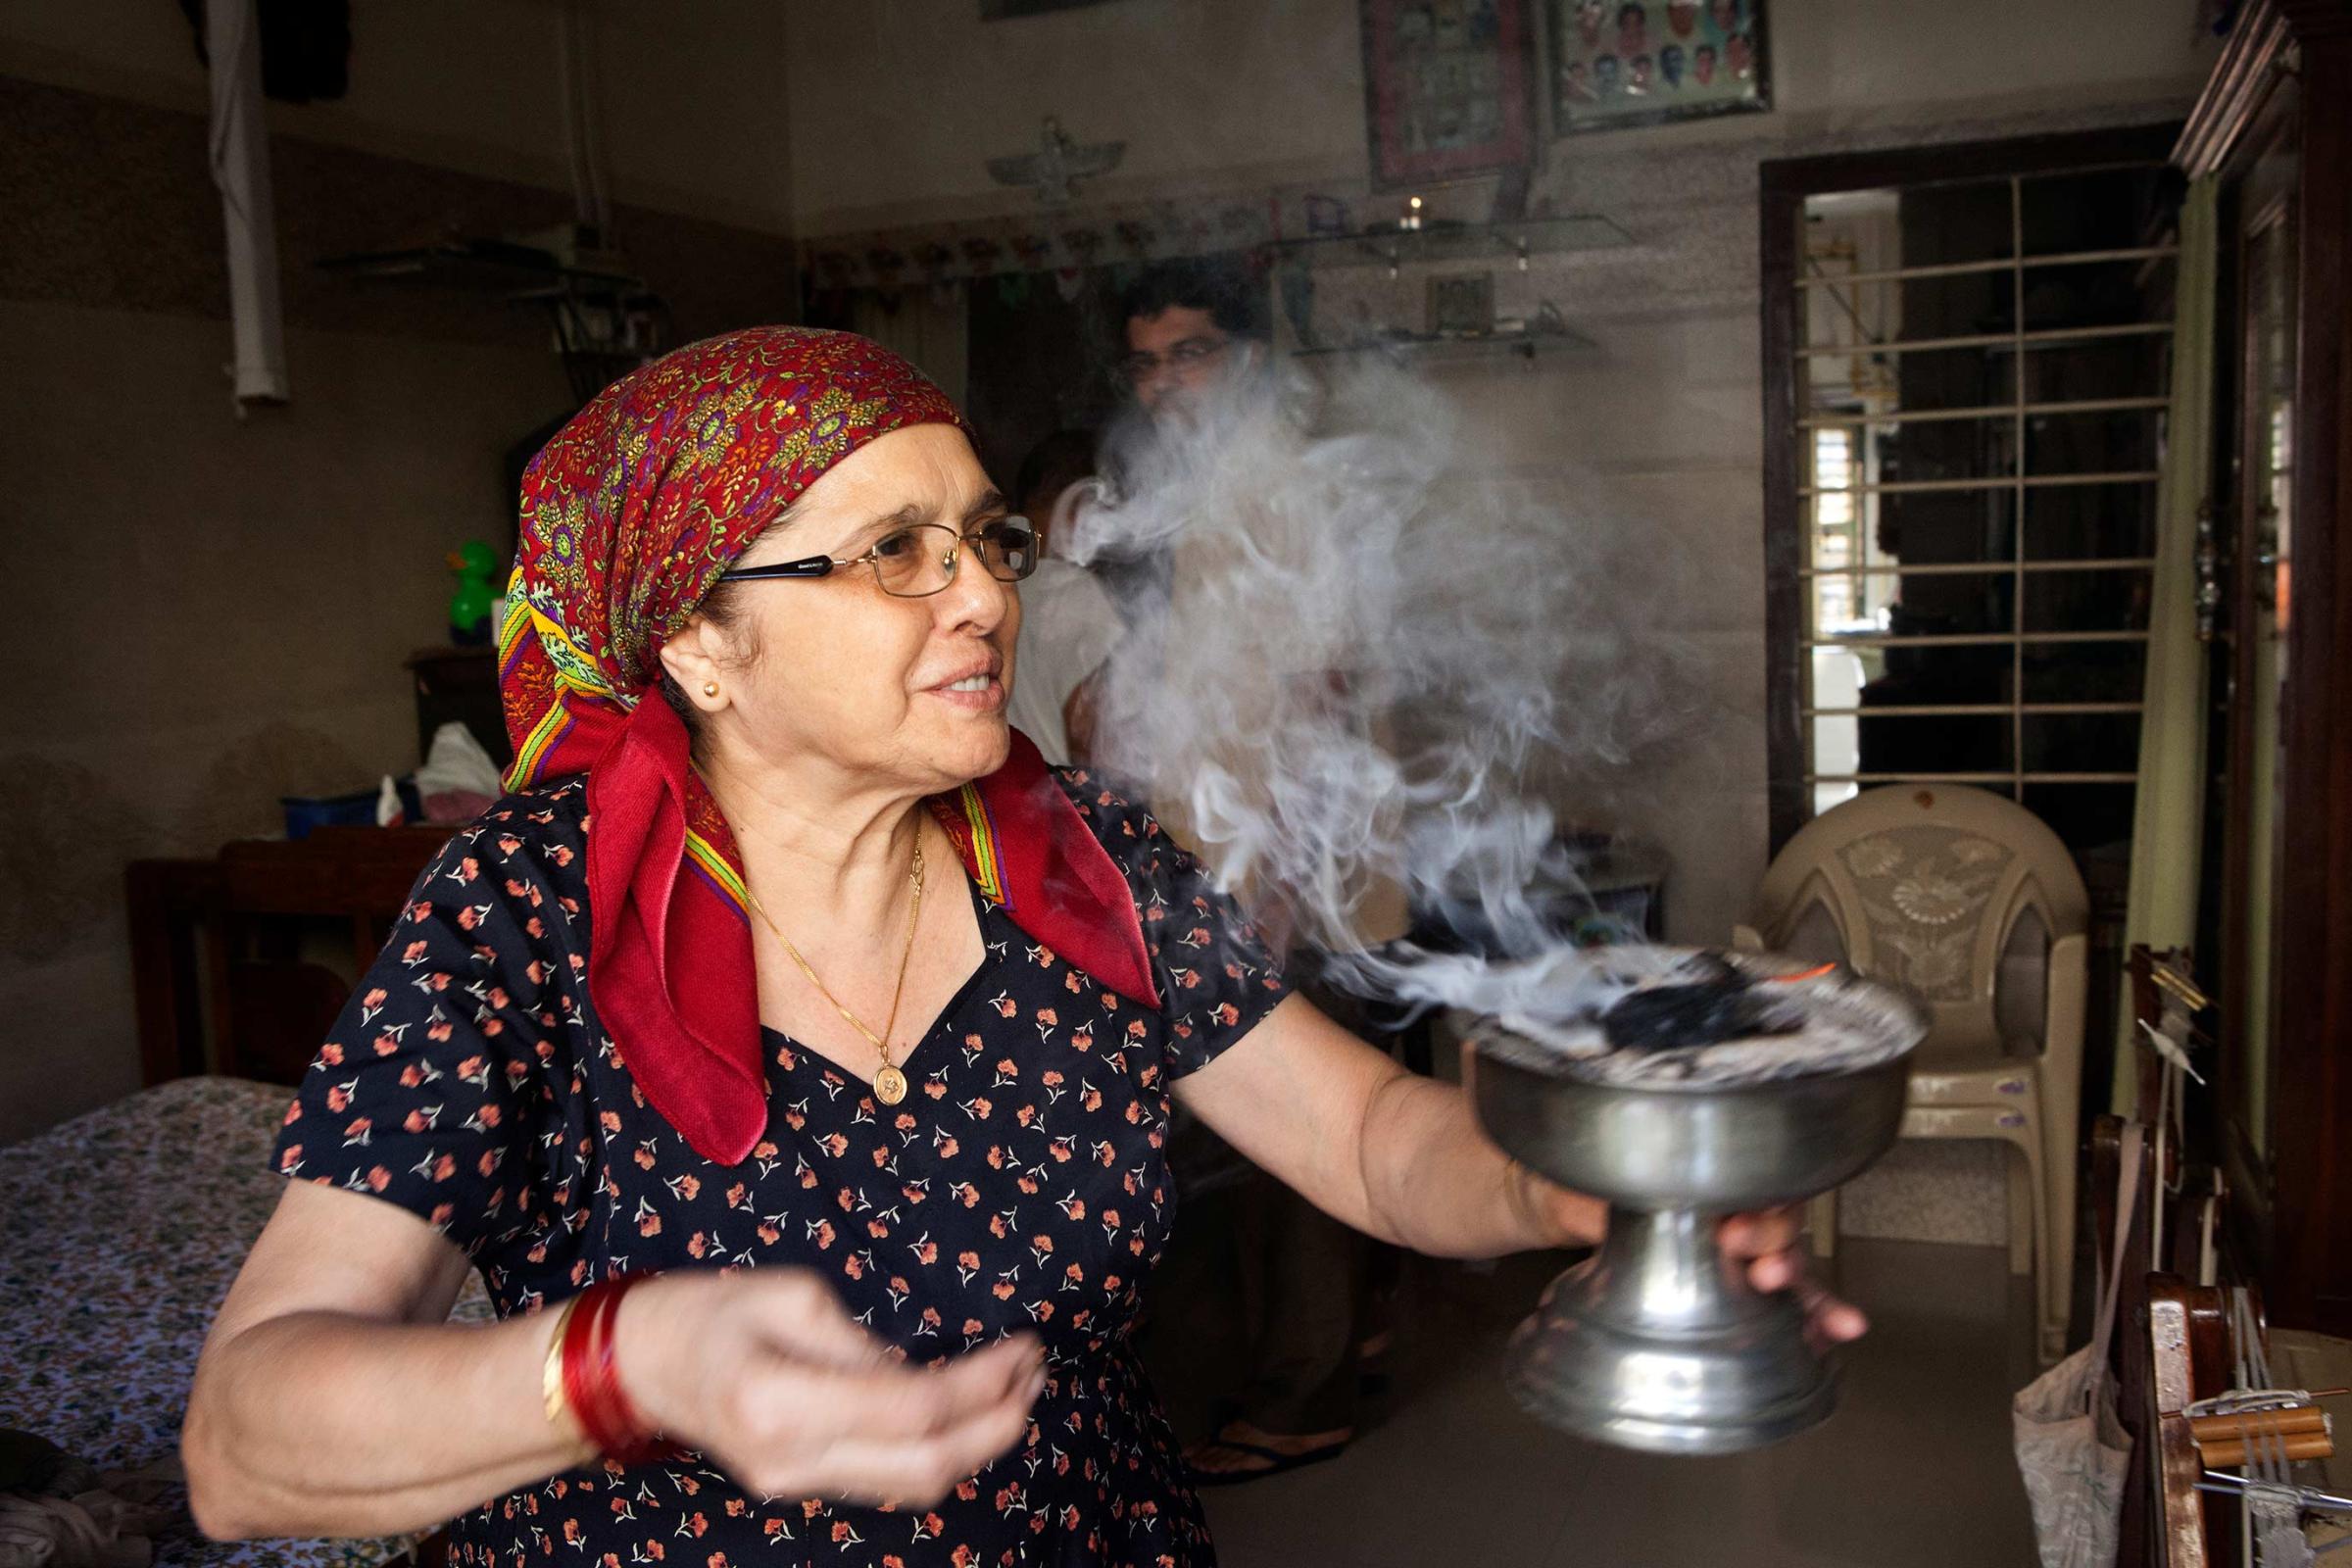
[1785, 162, 2176, 845]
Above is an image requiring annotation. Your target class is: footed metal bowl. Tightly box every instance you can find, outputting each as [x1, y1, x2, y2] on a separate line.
[1469, 960, 1923, 1455]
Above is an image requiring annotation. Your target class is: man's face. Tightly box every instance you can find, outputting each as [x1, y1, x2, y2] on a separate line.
[1123, 306, 1235, 422]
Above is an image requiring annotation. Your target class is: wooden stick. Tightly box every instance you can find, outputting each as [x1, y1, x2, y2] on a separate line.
[2195, 1431, 2334, 1467]
[2188, 1406, 2327, 1443]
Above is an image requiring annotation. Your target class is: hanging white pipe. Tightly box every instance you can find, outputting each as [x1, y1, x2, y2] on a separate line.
[556, 0, 612, 240]
[206, 0, 289, 407]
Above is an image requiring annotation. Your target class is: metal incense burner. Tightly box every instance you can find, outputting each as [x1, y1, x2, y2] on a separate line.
[1470, 952, 1925, 1455]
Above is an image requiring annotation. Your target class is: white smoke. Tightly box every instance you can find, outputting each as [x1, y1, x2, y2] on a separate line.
[1062, 358, 1692, 1020]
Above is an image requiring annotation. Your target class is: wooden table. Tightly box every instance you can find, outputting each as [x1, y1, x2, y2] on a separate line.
[127, 826, 452, 1087]
[0, 1077, 489, 1568]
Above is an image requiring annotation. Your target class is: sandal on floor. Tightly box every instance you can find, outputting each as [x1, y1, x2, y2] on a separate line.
[1185, 1433, 1350, 1487]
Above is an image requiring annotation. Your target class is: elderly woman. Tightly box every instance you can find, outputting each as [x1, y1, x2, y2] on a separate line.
[183, 328, 1856, 1568]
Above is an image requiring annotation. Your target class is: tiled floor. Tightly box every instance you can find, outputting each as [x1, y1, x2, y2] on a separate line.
[1144, 1200, 2043, 1568]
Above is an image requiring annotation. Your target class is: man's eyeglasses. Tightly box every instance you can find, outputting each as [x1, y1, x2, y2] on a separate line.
[1119, 335, 1229, 385]
[720, 517, 1039, 600]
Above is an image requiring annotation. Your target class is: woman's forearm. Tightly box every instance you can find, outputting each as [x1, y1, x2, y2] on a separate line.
[1177, 999, 1602, 1260]
[183, 1307, 588, 1540]
[1354, 1070, 1604, 1259]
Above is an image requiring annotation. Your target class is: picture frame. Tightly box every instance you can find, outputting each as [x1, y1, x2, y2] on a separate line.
[1547, 0, 1770, 134]
[1358, 0, 1540, 191]
[1428, 272, 1496, 335]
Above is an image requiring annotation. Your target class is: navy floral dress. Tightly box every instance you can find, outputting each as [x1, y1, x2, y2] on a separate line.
[270, 768, 1289, 1568]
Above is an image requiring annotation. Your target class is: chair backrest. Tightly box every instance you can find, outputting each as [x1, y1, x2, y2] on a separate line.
[1748, 786, 2090, 1053]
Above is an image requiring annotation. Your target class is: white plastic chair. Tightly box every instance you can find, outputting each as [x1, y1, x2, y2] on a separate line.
[1735, 785, 2089, 1362]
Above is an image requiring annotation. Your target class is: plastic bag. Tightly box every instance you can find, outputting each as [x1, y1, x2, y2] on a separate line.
[413, 721, 505, 823]
[2013, 1121, 2140, 1568]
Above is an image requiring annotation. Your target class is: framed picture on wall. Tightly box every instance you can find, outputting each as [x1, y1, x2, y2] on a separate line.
[1359, 0, 1539, 190]
[1428, 272, 1495, 334]
[1548, 0, 1769, 133]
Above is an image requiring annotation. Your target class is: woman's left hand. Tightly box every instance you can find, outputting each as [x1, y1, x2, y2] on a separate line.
[1718, 1207, 1870, 1351]
[1517, 1173, 1867, 1351]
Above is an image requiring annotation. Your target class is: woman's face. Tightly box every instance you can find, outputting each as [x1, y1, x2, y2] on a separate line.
[701, 422, 1023, 797]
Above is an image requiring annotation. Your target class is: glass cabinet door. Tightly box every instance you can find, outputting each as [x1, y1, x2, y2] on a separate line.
[2225, 147, 2297, 1178]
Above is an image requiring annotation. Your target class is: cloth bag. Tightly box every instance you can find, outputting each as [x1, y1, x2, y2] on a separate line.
[2013, 1120, 2142, 1568]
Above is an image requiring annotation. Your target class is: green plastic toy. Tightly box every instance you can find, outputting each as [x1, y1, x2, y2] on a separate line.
[447, 539, 501, 646]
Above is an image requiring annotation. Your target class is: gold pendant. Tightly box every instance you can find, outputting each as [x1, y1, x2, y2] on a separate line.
[874, 1064, 908, 1105]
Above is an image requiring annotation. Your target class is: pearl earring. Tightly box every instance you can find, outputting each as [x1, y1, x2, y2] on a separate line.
[702, 681, 720, 699]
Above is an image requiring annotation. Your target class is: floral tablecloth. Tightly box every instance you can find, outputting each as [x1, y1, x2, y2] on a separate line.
[0, 1076, 492, 1568]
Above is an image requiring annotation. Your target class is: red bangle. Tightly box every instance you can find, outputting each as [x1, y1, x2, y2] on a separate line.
[559, 1274, 670, 1464]
[587, 1289, 659, 1459]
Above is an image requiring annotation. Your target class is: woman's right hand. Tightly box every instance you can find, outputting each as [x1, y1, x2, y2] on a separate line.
[612, 1269, 1045, 1505]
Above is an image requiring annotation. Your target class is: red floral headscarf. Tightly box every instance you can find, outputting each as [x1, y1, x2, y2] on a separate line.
[499, 327, 1156, 1166]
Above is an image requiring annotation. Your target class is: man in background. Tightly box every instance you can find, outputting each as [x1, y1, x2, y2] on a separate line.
[1003, 430, 1122, 764]
[1107, 260, 1404, 1486]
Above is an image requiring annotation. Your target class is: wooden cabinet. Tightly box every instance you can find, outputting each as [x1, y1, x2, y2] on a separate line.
[406, 645, 511, 769]
[2180, 0, 2352, 1335]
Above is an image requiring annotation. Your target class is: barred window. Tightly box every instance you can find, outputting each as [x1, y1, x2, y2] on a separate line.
[1764, 129, 2179, 858]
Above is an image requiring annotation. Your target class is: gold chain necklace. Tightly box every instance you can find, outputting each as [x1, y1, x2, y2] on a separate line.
[744, 839, 925, 1105]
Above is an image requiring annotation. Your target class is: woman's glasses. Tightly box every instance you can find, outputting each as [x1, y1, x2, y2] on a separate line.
[720, 517, 1040, 600]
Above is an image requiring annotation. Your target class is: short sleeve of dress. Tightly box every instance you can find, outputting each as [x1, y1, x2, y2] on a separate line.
[1056, 771, 1292, 1078]
[268, 807, 575, 1260]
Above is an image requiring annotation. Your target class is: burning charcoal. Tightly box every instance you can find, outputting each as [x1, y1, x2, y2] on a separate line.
[1671, 951, 1747, 989]
[1601, 982, 1802, 1054]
